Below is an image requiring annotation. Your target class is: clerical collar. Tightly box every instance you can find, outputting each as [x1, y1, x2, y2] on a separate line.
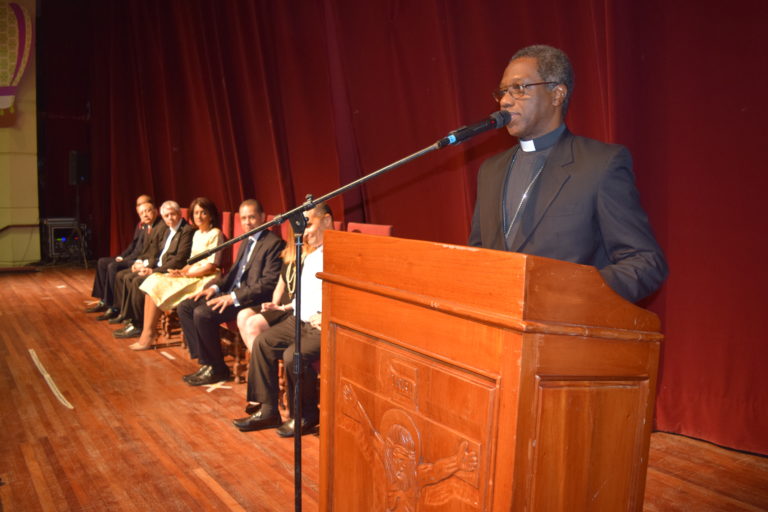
[519, 124, 566, 152]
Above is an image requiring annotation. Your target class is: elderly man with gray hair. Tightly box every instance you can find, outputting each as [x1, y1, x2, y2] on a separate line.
[112, 200, 195, 339]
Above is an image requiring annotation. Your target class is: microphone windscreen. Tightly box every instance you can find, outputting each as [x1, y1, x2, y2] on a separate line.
[492, 110, 511, 126]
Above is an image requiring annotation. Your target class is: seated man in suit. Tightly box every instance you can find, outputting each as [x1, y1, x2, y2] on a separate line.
[232, 202, 332, 437]
[469, 45, 667, 302]
[86, 195, 159, 319]
[179, 199, 284, 385]
[112, 200, 195, 339]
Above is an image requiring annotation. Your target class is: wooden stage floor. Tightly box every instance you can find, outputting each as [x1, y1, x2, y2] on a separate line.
[1, 266, 766, 511]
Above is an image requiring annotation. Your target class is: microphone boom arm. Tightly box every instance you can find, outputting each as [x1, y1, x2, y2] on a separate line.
[187, 110, 510, 265]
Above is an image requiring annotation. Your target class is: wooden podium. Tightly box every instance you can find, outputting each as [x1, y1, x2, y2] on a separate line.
[318, 231, 662, 511]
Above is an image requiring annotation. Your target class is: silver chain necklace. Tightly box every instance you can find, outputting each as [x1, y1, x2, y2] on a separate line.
[503, 153, 546, 239]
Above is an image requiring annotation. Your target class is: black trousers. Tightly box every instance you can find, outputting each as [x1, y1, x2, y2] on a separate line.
[91, 257, 131, 306]
[114, 269, 148, 325]
[247, 314, 321, 419]
[177, 295, 241, 369]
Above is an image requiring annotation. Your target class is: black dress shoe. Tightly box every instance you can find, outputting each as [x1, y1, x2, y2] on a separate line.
[85, 301, 107, 313]
[186, 365, 230, 386]
[108, 315, 127, 325]
[245, 403, 261, 415]
[276, 416, 319, 438]
[182, 365, 211, 383]
[112, 322, 132, 335]
[233, 410, 282, 432]
[96, 308, 118, 321]
[114, 324, 142, 338]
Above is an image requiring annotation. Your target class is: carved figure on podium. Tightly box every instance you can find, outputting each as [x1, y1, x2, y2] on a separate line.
[340, 382, 480, 511]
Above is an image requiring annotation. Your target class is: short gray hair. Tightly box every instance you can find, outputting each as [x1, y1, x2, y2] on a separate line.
[160, 200, 180, 214]
[511, 45, 574, 115]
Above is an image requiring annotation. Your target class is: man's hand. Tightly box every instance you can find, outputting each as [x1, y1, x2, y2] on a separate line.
[138, 267, 154, 276]
[115, 256, 124, 262]
[207, 294, 234, 313]
[131, 261, 144, 272]
[191, 287, 217, 302]
[261, 302, 280, 312]
[308, 313, 322, 330]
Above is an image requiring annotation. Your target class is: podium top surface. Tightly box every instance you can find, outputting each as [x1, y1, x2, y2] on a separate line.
[320, 231, 661, 340]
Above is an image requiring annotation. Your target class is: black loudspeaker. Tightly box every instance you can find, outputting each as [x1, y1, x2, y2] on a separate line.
[68, 150, 90, 185]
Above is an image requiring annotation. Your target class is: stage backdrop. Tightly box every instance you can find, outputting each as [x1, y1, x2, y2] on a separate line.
[37, 0, 768, 455]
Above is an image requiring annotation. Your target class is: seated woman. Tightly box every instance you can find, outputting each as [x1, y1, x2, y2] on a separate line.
[236, 222, 301, 352]
[129, 197, 225, 351]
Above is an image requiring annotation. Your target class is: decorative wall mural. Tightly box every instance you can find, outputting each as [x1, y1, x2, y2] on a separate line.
[0, 1, 32, 127]
[340, 382, 480, 511]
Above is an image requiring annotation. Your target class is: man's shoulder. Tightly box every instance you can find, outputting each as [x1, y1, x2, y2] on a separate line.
[260, 230, 285, 249]
[556, 132, 633, 183]
[565, 131, 628, 158]
[151, 223, 169, 238]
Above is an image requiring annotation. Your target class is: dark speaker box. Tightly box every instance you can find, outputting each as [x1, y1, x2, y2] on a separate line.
[68, 150, 90, 185]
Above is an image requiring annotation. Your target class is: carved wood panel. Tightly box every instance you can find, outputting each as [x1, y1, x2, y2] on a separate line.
[329, 326, 498, 511]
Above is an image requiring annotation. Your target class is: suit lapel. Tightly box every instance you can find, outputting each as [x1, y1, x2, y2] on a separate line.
[165, 220, 187, 254]
[148, 223, 168, 261]
[244, 235, 267, 275]
[508, 131, 574, 252]
[233, 234, 264, 285]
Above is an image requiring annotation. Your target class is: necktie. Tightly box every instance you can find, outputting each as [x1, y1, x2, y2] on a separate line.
[230, 237, 255, 292]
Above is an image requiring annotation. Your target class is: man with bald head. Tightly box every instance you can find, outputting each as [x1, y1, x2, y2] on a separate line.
[86, 195, 160, 318]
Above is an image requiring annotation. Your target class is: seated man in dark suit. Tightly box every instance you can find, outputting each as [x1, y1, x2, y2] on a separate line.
[233, 202, 332, 437]
[179, 199, 284, 385]
[112, 200, 195, 339]
[86, 195, 158, 319]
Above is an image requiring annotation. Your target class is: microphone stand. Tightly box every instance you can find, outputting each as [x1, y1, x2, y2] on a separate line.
[187, 112, 507, 511]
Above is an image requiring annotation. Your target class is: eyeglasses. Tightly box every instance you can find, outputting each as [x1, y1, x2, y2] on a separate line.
[492, 82, 558, 101]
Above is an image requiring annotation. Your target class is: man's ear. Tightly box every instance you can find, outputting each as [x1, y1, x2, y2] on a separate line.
[552, 84, 567, 107]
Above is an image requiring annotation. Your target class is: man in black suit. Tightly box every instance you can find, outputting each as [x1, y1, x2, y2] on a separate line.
[232, 202, 333, 436]
[179, 199, 284, 386]
[86, 195, 158, 319]
[469, 45, 667, 302]
[112, 200, 195, 338]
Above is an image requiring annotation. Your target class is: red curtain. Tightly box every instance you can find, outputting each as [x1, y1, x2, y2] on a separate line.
[37, 0, 768, 455]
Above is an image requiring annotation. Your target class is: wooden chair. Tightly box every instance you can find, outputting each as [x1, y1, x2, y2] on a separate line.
[266, 214, 292, 241]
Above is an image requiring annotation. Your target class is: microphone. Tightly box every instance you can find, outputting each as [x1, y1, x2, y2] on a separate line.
[437, 110, 511, 148]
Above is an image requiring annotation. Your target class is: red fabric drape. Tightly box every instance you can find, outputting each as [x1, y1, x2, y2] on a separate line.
[37, 0, 768, 455]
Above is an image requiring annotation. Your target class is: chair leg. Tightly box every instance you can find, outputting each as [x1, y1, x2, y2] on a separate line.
[155, 310, 184, 348]
[277, 360, 289, 415]
[233, 333, 243, 384]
